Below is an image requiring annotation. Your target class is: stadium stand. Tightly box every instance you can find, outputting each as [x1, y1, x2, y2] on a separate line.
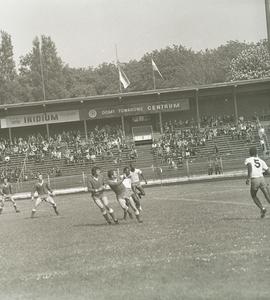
[0, 78, 269, 187]
[0, 125, 137, 182]
[0, 115, 266, 184]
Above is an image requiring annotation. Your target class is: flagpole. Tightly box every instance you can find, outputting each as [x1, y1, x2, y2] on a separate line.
[152, 66, 156, 90]
[266, 0, 270, 52]
[151, 55, 156, 90]
[39, 36, 46, 101]
[115, 44, 122, 94]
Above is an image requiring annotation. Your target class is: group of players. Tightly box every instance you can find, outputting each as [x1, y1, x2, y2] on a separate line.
[1, 146, 270, 220]
[87, 164, 147, 224]
[0, 164, 147, 224]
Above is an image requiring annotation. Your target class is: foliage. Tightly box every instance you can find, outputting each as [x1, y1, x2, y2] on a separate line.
[0, 31, 269, 104]
[0, 31, 19, 104]
[228, 41, 270, 81]
[19, 35, 68, 101]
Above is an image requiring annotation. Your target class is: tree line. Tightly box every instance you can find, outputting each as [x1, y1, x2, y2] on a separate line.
[0, 31, 269, 104]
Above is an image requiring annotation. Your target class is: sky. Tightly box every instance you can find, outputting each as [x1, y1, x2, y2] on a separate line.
[0, 0, 267, 68]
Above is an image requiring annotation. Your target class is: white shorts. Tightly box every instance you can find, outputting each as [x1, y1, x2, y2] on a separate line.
[1, 194, 15, 202]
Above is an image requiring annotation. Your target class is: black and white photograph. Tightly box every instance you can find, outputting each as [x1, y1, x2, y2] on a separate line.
[0, 0, 270, 299]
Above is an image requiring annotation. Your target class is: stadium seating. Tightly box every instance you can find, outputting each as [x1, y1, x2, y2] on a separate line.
[0, 117, 267, 183]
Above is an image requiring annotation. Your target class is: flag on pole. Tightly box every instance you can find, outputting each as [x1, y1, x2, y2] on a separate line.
[151, 58, 163, 79]
[118, 64, 130, 89]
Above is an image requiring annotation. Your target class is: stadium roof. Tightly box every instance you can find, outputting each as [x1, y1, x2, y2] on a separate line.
[1, 77, 270, 110]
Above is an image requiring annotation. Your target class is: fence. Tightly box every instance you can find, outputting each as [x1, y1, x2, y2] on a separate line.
[13, 155, 270, 194]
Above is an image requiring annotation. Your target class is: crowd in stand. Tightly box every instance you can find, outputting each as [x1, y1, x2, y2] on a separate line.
[0, 115, 266, 180]
[0, 125, 137, 182]
[152, 115, 259, 169]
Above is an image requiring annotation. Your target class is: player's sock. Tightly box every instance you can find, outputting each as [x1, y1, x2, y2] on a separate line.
[252, 196, 264, 211]
[127, 209, 133, 219]
[53, 205, 59, 216]
[133, 197, 140, 210]
[109, 212, 118, 224]
[103, 212, 112, 224]
[261, 208, 267, 218]
[137, 193, 142, 199]
[135, 214, 143, 223]
[31, 210, 36, 218]
[123, 210, 127, 220]
[0, 207, 3, 214]
[14, 204, 20, 213]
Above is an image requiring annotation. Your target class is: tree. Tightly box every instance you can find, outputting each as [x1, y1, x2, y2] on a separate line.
[0, 32, 267, 104]
[92, 63, 119, 95]
[228, 40, 270, 81]
[63, 66, 97, 98]
[19, 35, 68, 101]
[0, 31, 19, 104]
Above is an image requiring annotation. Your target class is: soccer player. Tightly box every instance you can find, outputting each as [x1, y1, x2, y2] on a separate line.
[31, 174, 59, 218]
[107, 169, 142, 223]
[0, 178, 20, 214]
[87, 166, 118, 225]
[245, 146, 270, 218]
[122, 167, 141, 212]
[130, 164, 147, 199]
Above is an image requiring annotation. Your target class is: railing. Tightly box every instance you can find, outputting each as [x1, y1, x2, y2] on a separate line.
[12, 155, 270, 194]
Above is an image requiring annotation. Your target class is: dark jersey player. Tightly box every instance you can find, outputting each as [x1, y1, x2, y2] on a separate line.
[245, 146, 270, 218]
[87, 166, 118, 224]
[107, 169, 142, 223]
[31, 174, 59, 218]
[0, 178, 20, 214]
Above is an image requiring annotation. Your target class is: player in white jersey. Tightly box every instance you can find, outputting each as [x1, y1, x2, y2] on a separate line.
[130, 164, 147, 199]
[245, 146, 270, 218]
[122, 167, 142, 213]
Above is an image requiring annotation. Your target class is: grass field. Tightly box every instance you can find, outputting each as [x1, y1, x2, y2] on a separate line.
[1, 179, 270, 300]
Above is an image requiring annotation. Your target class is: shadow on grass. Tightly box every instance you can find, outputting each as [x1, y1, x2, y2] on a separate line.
[221, 217, 265, 221]
[73, 222, 129, 227]
[24, 215, 62, 220]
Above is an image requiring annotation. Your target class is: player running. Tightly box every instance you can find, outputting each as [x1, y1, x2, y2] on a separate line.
[31, 174, 59, 218]
[245, 146, 270, 218]
[87, 166, 118, 225]
[107, 169, 142, 223]
[0, 178, 20, 214]
[122, 167, 141, 212]
[130, 164, 147, 199]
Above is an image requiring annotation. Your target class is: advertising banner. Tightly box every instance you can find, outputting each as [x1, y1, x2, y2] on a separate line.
[81, 98, 190, 120]
[1, 110, 80, 128]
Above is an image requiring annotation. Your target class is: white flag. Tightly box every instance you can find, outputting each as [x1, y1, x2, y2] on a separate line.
[118, 65, 130, 89]
[151, 59, 163, 79]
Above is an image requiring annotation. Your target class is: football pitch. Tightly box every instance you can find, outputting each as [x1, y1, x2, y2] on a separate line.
[0, 179, 270, 300]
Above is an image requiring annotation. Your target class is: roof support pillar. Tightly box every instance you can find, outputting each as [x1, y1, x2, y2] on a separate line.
[159, 112, 163, 134]
[8, 127, 12, 144]
[83, 120, 88, 140]
[46, 124, 50, 139]
[233, 85, 238, 124]
[195, 89, 200, 129]
[121, 116, 126, 138]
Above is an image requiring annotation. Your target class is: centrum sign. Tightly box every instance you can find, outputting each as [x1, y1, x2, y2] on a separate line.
[1, 110, 80, 128]
[83, 99, 190, 119]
